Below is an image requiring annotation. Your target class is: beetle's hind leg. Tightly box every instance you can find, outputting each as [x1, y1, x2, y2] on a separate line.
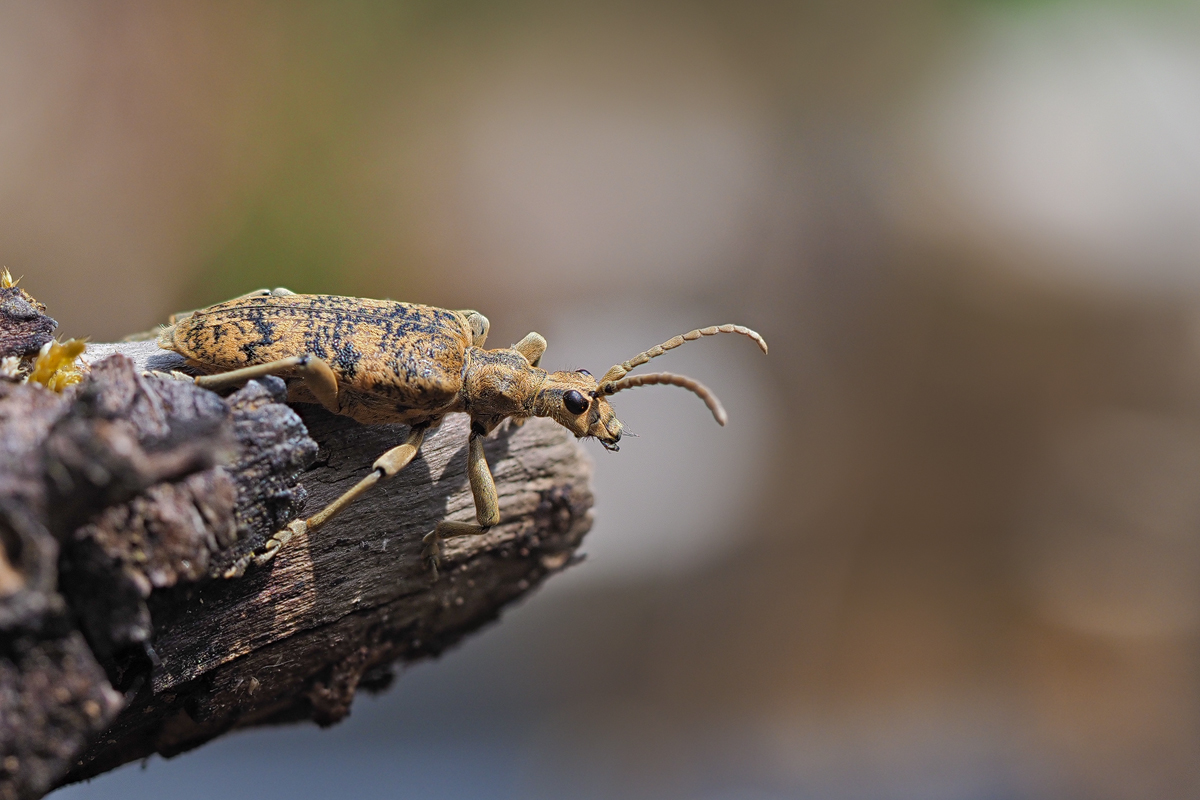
[422, 430, 499, 578]
[308, 424, 429, 530]
[242, 423, 430, 573]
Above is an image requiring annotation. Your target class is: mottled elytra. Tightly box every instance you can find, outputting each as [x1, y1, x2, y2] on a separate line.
[155, 288, 768, 577]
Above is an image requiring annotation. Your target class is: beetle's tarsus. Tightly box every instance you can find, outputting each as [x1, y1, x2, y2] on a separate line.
[255, 518, 307, 566]
[423, 521, 493, 577]
[457, 310, 490, 347]
[141, 369, 193, 382]
[218, 518, 307, 578]
[422, 530, 442, 576]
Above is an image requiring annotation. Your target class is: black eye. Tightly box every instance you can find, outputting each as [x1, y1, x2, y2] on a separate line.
[563, 390, 589, 415]
[575, 369, 592, 377]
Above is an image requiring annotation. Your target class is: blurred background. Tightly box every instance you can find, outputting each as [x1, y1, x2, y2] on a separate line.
[9, 0, 1199, 797]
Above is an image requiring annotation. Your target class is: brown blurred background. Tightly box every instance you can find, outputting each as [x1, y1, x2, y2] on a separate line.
[22, 0, 1200, 797]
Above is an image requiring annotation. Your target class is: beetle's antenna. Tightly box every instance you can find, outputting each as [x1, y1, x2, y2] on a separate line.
[599, 324, 767, 384]
[597, 372, 727, 426]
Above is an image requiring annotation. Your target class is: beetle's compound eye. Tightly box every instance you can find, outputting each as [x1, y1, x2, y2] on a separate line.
[563, 390, 589, 415]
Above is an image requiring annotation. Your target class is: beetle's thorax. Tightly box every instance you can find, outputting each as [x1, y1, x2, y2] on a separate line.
[460, 347, 623, 445]
[460, 347, 547, 419]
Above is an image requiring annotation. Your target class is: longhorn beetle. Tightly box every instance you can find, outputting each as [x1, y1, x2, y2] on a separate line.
[154, 289, 768, 577]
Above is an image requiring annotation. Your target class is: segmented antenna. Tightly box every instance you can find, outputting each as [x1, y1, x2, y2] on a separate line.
[597, 372, 727, 426]
[600, 324, 768, 384]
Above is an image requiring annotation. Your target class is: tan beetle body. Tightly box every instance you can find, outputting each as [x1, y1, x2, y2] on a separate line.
[153, 288, 768, 577]
[160, 293, 488, 427]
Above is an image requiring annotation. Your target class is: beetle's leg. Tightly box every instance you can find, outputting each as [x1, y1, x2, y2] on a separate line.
[184, 286, 295, 320]
[306, 424, 428, 530]
[505, 331, 548, 430]
[194, 354, 340, 413]
[458, 310, 490, 347]
[183, 286, 294, 326]
[246, 424, 429, 570]
[142, 370, 196, 382]
[422, 430, 499, 576]
[511, 332, 547, 367]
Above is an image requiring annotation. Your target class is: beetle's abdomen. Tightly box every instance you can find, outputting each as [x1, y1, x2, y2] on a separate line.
[162, 295, 471, 413]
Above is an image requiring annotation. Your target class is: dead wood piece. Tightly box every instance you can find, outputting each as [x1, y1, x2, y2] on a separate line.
[0, 633, 123, 800]
[214, 375, 318, 577]
[0, 338, 594, 795]
[0, 385, 71, 620]
[1, 353, 318, 800]
[0, 286, 55, 368]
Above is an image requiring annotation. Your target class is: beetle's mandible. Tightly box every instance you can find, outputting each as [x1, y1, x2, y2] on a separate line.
[154, 288, 768, 577]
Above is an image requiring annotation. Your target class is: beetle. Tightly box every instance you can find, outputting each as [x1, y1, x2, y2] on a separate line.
[155, 288, 768, 576]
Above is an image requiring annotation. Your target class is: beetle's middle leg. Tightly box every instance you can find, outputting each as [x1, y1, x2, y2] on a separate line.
[511, 331, 546, 367]
[422, 430, 499, 577]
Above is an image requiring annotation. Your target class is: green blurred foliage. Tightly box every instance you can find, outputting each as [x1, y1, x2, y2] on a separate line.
[182, 0, 554, 308]
[185, 1, 409, 306]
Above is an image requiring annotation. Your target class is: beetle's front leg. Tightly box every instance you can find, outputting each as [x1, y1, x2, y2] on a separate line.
[422, 429, 499, 577]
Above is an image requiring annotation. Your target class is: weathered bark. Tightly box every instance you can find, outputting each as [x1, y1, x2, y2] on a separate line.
[0, 286, 55, 362]
[0, 334, 594, 799]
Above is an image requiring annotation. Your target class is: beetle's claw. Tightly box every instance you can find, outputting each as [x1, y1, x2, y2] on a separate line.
[421, 529, 442, 578]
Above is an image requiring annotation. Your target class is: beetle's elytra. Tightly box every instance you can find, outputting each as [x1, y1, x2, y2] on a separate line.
[162, 293, 489, 426]
[155, 288, 768, 577]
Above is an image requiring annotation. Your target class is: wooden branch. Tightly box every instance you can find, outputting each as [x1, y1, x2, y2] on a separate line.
[0, 336, 594, 799]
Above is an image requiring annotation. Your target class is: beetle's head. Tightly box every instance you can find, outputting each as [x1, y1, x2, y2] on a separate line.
[534, 324, 769, 452]
[536, 369, 624, 450]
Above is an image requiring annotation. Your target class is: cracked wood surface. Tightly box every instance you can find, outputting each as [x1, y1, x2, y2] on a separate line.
[1, 340, 593, 797]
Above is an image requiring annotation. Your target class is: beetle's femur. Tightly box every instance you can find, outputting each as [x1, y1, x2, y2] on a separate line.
[599, 324, 768, 384]
[596, 371, 727, 426]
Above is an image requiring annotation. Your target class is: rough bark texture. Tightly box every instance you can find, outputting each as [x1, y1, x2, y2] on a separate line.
[0, 285, 55, 364]
[0, 331, 594, 799]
